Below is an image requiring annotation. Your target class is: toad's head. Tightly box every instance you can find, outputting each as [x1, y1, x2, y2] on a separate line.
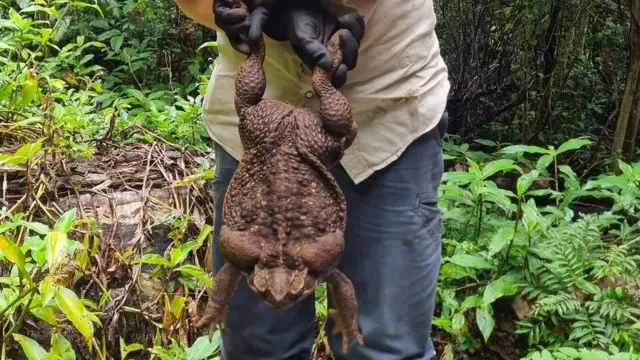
[247, 263, 318, 309]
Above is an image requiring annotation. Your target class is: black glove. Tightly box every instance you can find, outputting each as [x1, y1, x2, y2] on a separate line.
[213, 0, 259, 54]
[248, 2, 365, 88]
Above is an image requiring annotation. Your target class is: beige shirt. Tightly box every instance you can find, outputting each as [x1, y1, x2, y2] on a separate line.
[201, 0, 450, 184]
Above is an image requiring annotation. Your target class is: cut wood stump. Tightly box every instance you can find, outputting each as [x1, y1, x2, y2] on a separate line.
[1, 140, 216, 359]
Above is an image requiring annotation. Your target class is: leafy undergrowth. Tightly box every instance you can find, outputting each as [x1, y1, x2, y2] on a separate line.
[2, 1, 640, 360]
[430, 137, 640, 360]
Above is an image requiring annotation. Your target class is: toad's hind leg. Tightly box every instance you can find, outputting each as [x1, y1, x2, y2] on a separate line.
[234, 30, 267, 116]
[195, 263, 242, 332]
[326, 269, 364, 355]
[311, 30, 356, 145]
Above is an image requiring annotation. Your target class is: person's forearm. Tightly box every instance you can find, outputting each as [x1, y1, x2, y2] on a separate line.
[174, 0, 217, 30]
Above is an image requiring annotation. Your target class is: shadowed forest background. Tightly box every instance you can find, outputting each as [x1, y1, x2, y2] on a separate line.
[1, 0, 639, 359]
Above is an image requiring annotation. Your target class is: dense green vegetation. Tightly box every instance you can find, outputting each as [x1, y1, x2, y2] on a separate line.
[1, 0, 639, 359]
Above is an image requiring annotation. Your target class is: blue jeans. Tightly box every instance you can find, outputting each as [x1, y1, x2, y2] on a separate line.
[211, 115, 446, 360]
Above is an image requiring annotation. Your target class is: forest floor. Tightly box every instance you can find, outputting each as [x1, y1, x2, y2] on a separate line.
[1, 138, 526, 360]
[2, 136, 635, 360]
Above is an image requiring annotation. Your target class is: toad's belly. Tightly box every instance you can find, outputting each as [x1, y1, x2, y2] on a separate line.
[222, 144, 345, 244]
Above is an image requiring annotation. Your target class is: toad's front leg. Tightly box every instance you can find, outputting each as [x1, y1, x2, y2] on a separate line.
[195, 263, 242, 334]
[326, 269, 364, 355]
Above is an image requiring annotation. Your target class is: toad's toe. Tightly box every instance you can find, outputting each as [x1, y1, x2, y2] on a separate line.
[329, 307, 364, 355]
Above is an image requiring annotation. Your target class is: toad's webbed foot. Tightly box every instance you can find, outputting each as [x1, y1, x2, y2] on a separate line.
[195, 263, 242, 334]
[326, 269, 363, 355]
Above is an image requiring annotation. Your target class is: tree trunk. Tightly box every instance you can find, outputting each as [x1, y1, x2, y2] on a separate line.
[612, 0, 640, 173]
[535, 0, 565, 135]
[573, 0, 590, 58]
[623, 77, 640, 157]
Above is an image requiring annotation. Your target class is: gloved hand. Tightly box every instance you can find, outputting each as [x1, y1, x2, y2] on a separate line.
[213, 0, 261, 55]
[248, 1, 365, 88]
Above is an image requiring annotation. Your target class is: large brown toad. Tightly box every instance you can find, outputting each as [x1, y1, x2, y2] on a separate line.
[195, 0, 363, 354]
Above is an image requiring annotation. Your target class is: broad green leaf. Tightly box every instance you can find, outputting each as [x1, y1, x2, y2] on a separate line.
[29, 302, 58, 326]
[576, 278, 600, 295]
[540, 350, 554, 360]
[618, 160, 635, 180]
[186, 333, 221, 360]
[442, 171, 476, 184]
[467, 158, 482, 177]
[133, 253, 171, 266]
[499, 145, 550, 155]
[110, 35, 124, 52]
[71, 2, 104, 17]
[44, 231, 70, 270]
[633, 162, 640, 178]
[441, 344, 455, 360]
[54, 208, 77, 233]
[0, 40, 15, 50]
[431, 317, 451, 330]
[483, 276, 518, 305]
[476, 306, 495, 342]
[196, 225, 213, 245]
[481, 159, 517, 179]
[557, 347, 580, 357]
[536, 154, 554, 171]
[488, 226, 514, 257]
[20, 5, 58, 17]
[581, 350, 610, 360]
[521, 200, 542, 232]
[12, 333, 47, 360]
[517, 170, 540, 197]
[20, 221, 51, 235]
[583, 175, 628, 190]
[0, 19, 20, 31]
[170, 241, 200, 267]
[50, 333, 76, 360]
[13, 140, 43, 163]
[448, 254, 495, 270]
[39, 275, 57, 306]
[21, 70, 39, 106]
[126, 88, 146, 103]
[9, 8, 25, 29]
[54, 286, 94, 344]
[0, 222, 20, 234]
[479, 187, 517, 214]
[438, 262, 476, 280]
[474, 139, 498, 147]
[119, 337, 145, 359]
[176, 265, 213, 287]
[460, 295, 483, 311]
[611, 354, 639, 360]
[557, 137, 593, 154]
[451, 312, 465, 332]
[170, 295, 187, 318]
[0, 234, 29, 279]
[97, 29, 122, 40]
[478, 185, 517, 199]
[559, 165, 580, 189]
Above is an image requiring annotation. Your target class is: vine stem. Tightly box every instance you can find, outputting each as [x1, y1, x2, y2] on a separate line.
[0, 284, 38, 319]
[554, 155, 560, 206]
[620, 236, 640, 249]
[474, 194, 484, 241]
[495, 196, 522, 280]
[3, 290, 36, 342]
[454, 280, 489, 291]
